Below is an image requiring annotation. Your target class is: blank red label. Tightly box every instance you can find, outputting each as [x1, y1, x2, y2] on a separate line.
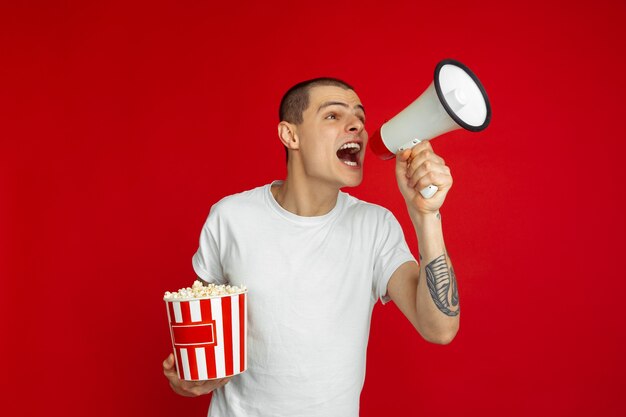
[172, 322, 216, 346]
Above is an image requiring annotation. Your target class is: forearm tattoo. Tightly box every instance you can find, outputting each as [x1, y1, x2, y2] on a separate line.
[425, 253, 460, 317]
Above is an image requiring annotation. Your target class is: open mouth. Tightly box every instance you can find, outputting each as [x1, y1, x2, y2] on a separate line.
[336, 142, 361, 167]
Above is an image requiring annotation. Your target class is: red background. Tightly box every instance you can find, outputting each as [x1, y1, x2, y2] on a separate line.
[2, 1, 625, 416]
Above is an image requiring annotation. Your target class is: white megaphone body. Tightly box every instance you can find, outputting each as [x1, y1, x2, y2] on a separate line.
[370, 59, 492, 199]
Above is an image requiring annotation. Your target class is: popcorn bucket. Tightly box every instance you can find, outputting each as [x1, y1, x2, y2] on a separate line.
[165, 292, 247, 380]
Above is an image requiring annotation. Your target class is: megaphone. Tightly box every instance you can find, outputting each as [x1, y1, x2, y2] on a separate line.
[370, 59, 491, 199]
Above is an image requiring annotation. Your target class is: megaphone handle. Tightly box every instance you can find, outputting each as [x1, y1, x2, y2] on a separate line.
[420, 185, 439, 199]
[398, 139, 439, 199]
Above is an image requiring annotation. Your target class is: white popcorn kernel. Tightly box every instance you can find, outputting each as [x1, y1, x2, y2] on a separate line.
[163, 280, 247, 301]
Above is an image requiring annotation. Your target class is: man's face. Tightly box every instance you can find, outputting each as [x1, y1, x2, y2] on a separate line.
[294, 85, 368, 188]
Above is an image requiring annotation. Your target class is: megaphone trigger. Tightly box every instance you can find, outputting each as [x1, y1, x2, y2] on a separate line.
[420, 184, 439, 199]
[397, 138, 421, 153]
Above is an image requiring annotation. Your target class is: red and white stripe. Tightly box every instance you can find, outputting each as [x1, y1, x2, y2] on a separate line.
[166, 293, 247, 380]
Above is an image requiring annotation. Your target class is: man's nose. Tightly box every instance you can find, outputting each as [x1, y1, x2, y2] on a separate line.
[346, 115, 364, 133]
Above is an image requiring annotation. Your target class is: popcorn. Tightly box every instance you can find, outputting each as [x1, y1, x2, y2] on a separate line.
[163, 280, 247, 301]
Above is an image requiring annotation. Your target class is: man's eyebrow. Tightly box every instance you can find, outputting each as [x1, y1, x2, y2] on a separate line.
[317, 101, 366, 115]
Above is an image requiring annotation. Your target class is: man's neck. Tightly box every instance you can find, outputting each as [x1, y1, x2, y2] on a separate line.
[271, 175, 340, 217]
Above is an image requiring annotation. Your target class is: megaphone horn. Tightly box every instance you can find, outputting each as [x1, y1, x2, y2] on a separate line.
[370, 59, 492, 199]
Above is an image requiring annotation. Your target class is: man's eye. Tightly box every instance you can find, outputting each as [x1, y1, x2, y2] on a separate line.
[325, 113, 337, 120]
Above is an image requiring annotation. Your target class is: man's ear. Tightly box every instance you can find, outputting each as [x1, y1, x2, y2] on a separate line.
[278, 121, 299, 150]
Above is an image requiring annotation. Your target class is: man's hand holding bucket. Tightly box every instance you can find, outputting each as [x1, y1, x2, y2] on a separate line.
[163, 353, 232, 397]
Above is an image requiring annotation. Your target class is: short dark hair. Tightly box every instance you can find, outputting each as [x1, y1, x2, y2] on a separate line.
[279, 77, 355, 124]
[279, 77, 355, 162]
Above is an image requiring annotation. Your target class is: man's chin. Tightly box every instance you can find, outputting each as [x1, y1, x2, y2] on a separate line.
[340, 174, 363, 189]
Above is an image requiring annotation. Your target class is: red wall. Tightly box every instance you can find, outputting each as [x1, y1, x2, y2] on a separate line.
[2, 1, 625, 416]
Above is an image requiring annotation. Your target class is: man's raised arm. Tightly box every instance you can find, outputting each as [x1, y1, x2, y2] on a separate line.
[387, 141, 459, 344]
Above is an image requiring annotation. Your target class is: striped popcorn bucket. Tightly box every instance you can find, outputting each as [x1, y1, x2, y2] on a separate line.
[165, 292, 247, 380]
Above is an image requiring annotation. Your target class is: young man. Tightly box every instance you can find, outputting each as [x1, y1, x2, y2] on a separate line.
[163, 78, 459, 416]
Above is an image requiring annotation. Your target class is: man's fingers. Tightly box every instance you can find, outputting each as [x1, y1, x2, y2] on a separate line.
[163, 353, 175, 370]
[411, 162, 449, 184]
[406, 157, 447, 184]
[405, 150, 444, 177]
[163, 353, 181, 382]
[408, 149, 445, 170]
[165, 373, 235, 397]
[395, 149, 412, 176]
[162, 352, 236, 397]
[409, 139, 433, 157]
[187, 377, 232, 396]
[218, 377, 233, 388]
[410, 170, 432, 190]
[414, 170, 453, 191]
[184, 376, 232, 389]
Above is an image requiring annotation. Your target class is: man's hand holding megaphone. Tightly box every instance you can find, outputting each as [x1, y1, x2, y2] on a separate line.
[395, 140, 452, 216]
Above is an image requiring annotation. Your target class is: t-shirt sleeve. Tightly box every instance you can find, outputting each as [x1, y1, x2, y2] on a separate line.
[192, 207, 227, 285]
[372, 210, 417, 305]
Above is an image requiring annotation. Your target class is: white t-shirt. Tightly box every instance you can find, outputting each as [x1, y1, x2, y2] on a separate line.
[192, 181, 416, 417]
